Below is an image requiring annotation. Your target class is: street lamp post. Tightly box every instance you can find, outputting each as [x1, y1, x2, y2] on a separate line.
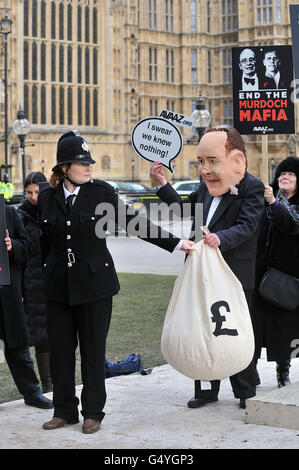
[12, 106, 30, 198]
[131, 158, 135, 182]
[191, 95, 211, 143]
[0, 14, 13, 172]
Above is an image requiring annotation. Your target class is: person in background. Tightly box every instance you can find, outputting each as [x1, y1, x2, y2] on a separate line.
[17, 172, 52, 394]
[252, 156, 299, 387]
[0, 173, 14, 203]
[0, 204, 53, 409]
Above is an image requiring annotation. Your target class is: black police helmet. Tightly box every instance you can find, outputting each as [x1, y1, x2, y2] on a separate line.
[52, 130, 96, 171]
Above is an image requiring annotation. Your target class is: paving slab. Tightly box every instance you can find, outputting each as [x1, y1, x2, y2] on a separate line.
[1, 358, 299, 449]
[245, 381, 299, 430]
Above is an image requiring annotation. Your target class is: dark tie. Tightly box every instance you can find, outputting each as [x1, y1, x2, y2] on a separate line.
[66, 194, 75, 214]
[244, 77, 255, 85]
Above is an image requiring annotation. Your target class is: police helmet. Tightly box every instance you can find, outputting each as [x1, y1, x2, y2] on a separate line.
[52, 130, 96, 171]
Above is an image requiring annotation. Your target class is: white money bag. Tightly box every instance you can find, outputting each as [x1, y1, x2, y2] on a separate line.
[161, 238, 255, 380]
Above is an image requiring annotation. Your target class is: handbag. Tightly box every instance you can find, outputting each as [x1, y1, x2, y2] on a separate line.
[259, 267, 299, 311]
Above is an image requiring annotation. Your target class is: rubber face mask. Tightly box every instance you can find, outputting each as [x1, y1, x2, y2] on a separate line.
[197, 132, 246, 197]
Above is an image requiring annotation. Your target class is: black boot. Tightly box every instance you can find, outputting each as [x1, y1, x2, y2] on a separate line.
[276, 360, 291, 388]
[36, 351, 53, 393]
[187, 380, 218, 408]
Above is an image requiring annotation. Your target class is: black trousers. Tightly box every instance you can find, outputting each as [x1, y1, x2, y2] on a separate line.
[4, 347, 40, 399]
[46, 298, 112, 423]
[194, 290, 256, 400]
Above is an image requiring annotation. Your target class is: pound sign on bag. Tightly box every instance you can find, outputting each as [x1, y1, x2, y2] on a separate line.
[211, 301, 238, 337]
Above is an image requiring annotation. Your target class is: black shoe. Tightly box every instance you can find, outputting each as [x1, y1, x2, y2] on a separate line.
[276, 360, 291, 388]
[239, 398, 246, 409]
[187, 396, 218, 408]
[24, 392, 53, 409]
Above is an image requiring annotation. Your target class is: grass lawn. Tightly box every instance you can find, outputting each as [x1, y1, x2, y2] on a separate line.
[0, 273, 176, 404]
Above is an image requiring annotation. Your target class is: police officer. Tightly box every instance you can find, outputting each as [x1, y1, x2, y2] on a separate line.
[0, 173, 14, 203]
[38, 130, 193, 434]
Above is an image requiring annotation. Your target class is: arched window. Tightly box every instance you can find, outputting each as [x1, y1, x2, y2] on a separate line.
[77, 5, 82, 42]
[32, 0, 37, 37]
[24, 41, 29, 80]
[68, 87, 72, 125]
[93, 48, 98, 84]
[68, 46, 72, 83]
[41, 86, 46, 124]
[85, 48, 90, 84]
[41, 43, 46, 81]
[93, 8, 98, 44]
[41, 0, 46, 38]
[51, 2, 56, 39]
[78, 88, 82, 125]
[32, 42, 37, 80]
[24, 0, 29, 36]
[51, 44, 56, 82]
[51, 86, 56, 124]
[78, 46, 82, 83]
[85, 89, 90, 125]
[59, 2, 64, 40]
[93, 89, 98, 126]
[59, 87, 64, 124]
[67, 4, 72, 41]
[32, 85, 38, 123]
[85, 7, 90, 43]
[59, 45, 64, 82]
[24, 85, 29, 118]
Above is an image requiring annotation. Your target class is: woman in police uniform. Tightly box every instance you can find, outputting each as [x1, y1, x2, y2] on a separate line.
[39, 131, 193, 434]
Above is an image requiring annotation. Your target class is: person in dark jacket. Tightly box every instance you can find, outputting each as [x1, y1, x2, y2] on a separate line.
[17, 172, 52, 394]
[151, 125, 265, 410]
[252, 156, 299, 387]
[0, 204, 52, 409]
[39, 130, 193, 434]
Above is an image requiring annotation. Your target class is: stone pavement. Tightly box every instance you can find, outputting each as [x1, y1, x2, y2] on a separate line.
[0, 356, 299, 450]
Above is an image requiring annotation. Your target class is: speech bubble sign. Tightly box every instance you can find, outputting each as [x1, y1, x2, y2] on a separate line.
[131, 117, 183, 173]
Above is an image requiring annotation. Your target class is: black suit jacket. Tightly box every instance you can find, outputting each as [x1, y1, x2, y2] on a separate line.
[157, 173, 264, 290]
[38, 179, 180, 306]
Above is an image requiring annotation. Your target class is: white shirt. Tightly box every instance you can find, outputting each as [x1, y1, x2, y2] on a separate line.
[206, 196, 222, 227]
[175, 195, 222, 251]
[242, 73, 259, 91]
[63, 184, 81, 205]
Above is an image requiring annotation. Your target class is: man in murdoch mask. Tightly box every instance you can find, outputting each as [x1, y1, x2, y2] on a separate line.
[151, 125, 265, 410]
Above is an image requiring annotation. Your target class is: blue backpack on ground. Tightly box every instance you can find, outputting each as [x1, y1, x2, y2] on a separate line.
[105, 353, 152, 378]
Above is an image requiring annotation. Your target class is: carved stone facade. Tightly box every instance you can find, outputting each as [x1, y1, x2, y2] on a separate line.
[0, 0, 297, 193]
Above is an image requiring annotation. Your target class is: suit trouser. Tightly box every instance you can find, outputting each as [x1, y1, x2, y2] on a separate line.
[4, 348, 40, 399]
[0, 306, 40, 399]
[46, 298, 112, 423]
[194, 289, 256, 400]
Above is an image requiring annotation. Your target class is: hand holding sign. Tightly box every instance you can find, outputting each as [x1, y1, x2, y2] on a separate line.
[151, 161, 167, 186]
[131, 118, 182, 174]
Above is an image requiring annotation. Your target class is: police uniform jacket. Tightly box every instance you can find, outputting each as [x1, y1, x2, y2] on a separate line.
[38, 179, 180, 306]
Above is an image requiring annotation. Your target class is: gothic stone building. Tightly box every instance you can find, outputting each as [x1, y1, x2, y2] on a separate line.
[0, 0, 298, 192]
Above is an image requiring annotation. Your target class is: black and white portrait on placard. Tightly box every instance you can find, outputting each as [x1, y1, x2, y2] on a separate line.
[232, 45, 295, 135]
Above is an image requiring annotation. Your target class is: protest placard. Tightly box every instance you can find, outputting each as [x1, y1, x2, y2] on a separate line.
[232, 45, 295, 135]
[131, 117, 182, 173]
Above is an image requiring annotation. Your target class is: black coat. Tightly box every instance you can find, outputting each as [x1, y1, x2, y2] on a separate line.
[38, 179, 180, 306]
[17, 200, 48, 347]
[0, 206, 31, 349]
[252, 191, 299, 361]
[157, 173, 265, 291]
